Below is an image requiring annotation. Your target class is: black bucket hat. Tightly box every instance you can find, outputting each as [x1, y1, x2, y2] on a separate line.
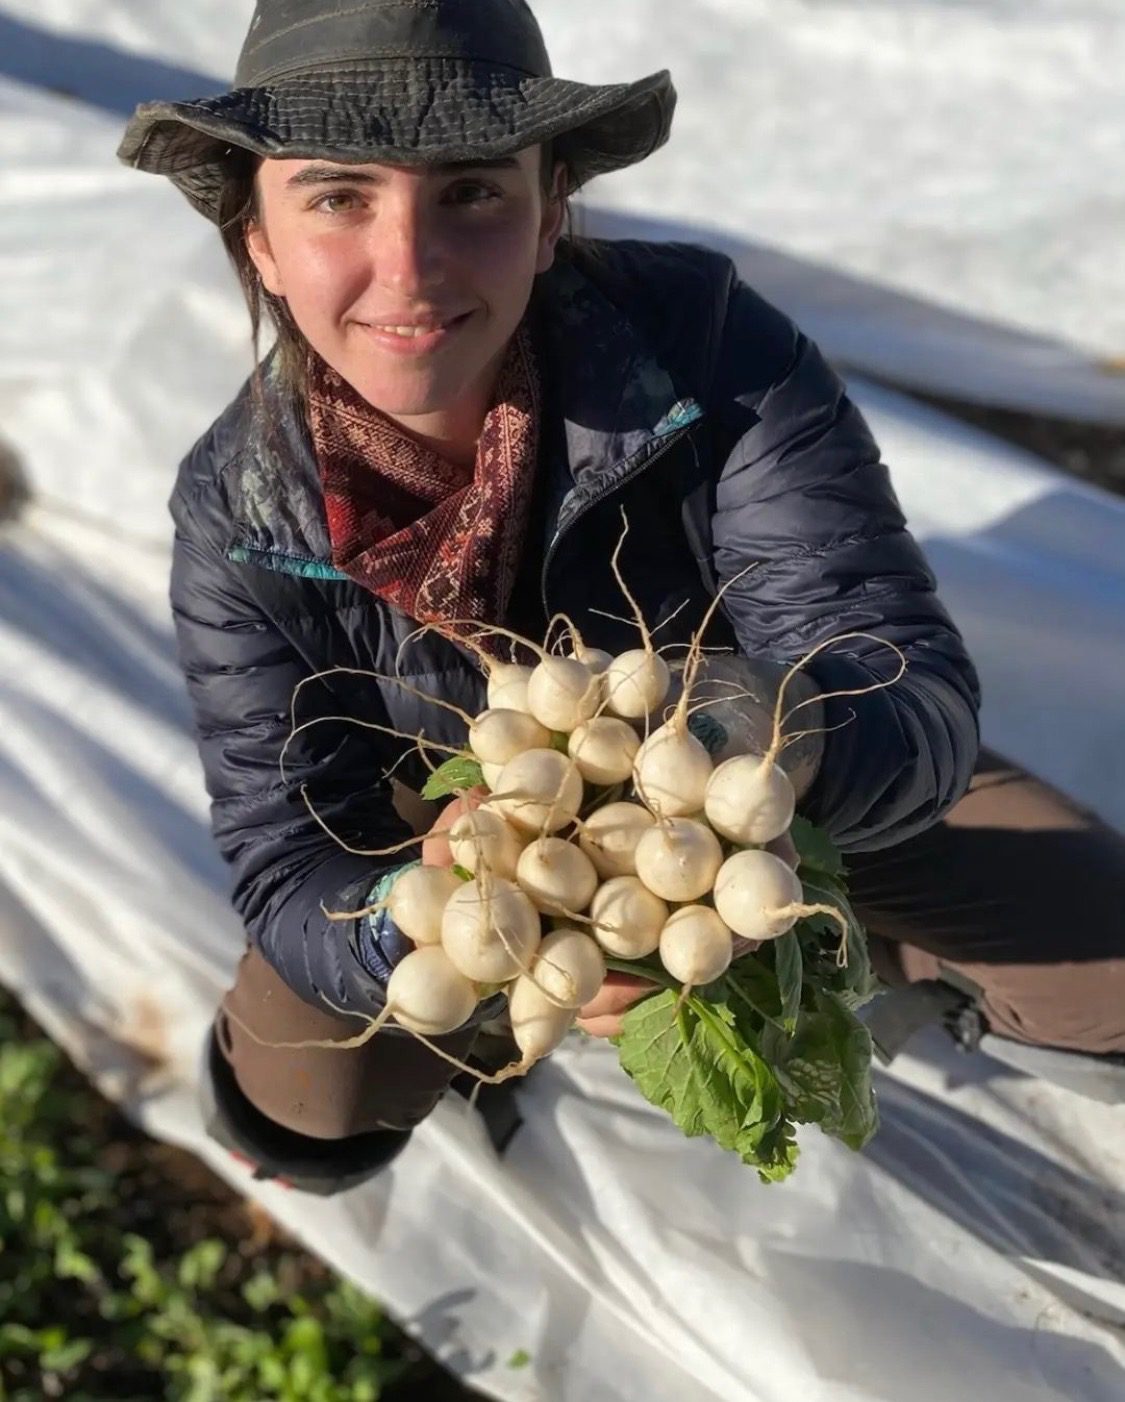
[117, 0, 676, 224]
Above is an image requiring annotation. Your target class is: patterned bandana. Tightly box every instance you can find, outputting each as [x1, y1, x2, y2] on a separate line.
[307, 324, 540, 631]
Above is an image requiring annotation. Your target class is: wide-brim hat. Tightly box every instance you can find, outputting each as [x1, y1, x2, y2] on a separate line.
[117, 0, 676, 224]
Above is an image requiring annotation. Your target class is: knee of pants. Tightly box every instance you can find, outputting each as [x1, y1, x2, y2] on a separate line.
[217, 945, 478, 1137]
[200, 1023, 412, 1194]
[892, 944, 1125, 1057]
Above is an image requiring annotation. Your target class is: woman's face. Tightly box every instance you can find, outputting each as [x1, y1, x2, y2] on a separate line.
[246, 148, 566, 451]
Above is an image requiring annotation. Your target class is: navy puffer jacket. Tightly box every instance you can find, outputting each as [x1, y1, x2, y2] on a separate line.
[170, 238, 979, 1038]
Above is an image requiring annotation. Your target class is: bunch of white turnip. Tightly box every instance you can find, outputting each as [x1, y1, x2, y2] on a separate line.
[340, 566, 857, 1086]
[236, 532, 895, 1092]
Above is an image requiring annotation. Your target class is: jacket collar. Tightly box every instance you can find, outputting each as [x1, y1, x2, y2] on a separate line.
[223, 248, 704, 576]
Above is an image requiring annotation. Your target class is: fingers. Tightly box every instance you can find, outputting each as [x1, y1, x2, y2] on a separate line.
[576, 972, 656, 1038]
[576, 1013, 627, 1038]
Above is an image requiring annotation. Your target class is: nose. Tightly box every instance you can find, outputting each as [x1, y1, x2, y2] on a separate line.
[373, 188, 446, 298]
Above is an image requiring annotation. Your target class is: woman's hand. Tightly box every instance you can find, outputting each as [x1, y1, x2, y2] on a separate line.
[576, 971, 659, 1038]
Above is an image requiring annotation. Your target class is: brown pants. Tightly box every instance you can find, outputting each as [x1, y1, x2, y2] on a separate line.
[216, 748, 1125, 1141]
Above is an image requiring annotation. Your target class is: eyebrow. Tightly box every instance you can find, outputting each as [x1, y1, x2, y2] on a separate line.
[284, 158, 521, 189]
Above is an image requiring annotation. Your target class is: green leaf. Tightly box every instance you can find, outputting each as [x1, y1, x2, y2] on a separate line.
[790, 814, 845, 877]
[420, 754, 483, 799]
[507, 1349, 532, 1369]
[40, 1335, 93, 1373]
[177, 1239, 227, 1293]
[615, 989, 792, 1177]
[450, 863, 474, 882]
[773, 931, 803, 1032]
[765, 990, 879, 1150]
[241, 1271, 281, 1314]
[723, 953, 784, 1028]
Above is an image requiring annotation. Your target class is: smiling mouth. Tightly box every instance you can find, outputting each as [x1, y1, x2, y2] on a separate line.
[365, 313, 472, 338]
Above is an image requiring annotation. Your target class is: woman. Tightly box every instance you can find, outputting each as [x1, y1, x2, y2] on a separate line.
[119, 0, 1123, 1192]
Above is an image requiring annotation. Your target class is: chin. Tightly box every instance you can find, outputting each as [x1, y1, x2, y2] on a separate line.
[342, 369, 452, 417]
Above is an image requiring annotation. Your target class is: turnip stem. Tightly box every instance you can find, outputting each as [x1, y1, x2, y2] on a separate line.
[545, 610, 587, 656]
[672, 561, 759, 733]
[321, 896, 391, 922]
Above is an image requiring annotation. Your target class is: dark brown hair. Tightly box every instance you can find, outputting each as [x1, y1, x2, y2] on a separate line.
[217, 142, 579, 406]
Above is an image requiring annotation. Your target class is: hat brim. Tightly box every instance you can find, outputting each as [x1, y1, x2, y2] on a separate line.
[117, 60, 675, 223]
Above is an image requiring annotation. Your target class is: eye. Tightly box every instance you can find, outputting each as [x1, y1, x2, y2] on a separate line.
[445, 180, 501, 207]
[311, 189, 363, 214]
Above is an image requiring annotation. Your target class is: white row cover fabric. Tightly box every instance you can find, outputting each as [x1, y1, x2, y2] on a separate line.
[1, 3, 1124, 1398]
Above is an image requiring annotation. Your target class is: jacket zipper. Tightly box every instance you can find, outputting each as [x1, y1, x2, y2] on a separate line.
[540, 422, 699, 618]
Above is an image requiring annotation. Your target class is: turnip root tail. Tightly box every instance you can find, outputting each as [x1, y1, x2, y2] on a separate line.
[395, 616, 545, 675]
[671, 562, 759, 734]
[766, 631, 909, 769]
[219, 999, 396, 1051]
[321, 896, 391, 922]
[221, 996, 534, 1085]
[545, 610, 588, 657]
[773, 900, 851, 966]
[280, 712, 465, 786]
[297, 785, 439, 858]
[610, 507, 656, 657]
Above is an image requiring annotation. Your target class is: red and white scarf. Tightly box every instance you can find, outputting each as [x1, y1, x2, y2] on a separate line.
[307, 324, 540, 630]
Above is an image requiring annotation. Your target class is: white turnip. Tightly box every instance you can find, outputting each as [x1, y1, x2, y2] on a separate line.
[384, 946, 479, 1035]
[658, 906, 734, 986]
[525, 656, 601, 731]
[589, 876, 668, 959]
[704, 753, 796, 846]
[448, 807, 527, 880]
[712, 849, 803, 942]
[577, 801, 656, 878]
[531, 927, 606, 1007]
[468, 707, 550, 766]
[441, 876, 542, 982]
[507, 975, 576, 1062]
[515, 837, 598, 915]
[572, 645, 613, 674]
[486, 662, 534, 713]
[567, 716, 640, 785]
[633, 723, 713, 817]
[383, 865, 463, 946]
[603, 648, 671, 720]
[491, 748, 584, 834]
[633, 818, 723, 903]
